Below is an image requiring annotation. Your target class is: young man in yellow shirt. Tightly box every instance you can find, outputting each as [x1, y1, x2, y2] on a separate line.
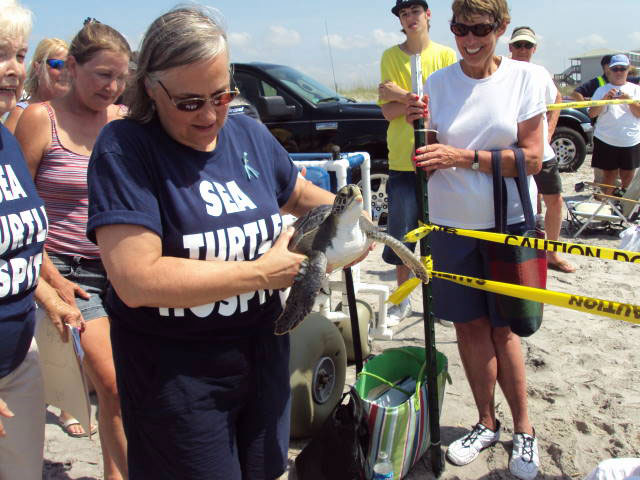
[378, 0, 457, 323]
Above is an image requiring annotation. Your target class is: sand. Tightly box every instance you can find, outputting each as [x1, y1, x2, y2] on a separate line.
[42, 156, 640, 479]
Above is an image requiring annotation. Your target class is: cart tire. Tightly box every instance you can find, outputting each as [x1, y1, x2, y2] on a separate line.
[335, 300, 373, 362]
[289, 313, 347, 439]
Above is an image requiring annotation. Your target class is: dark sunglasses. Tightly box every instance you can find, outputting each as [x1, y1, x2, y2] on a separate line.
[46, 59, 65, 70]
[157, 80, 240, 112]
[512, 42, 534, 49]
[450, 22, 497, 37]
[610, 66, 628, 73]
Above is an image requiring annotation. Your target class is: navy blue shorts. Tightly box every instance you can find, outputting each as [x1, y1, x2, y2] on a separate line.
[111, 324, 291, 480]
[431, 222, 527, 327]
[382, 170, 419, 265]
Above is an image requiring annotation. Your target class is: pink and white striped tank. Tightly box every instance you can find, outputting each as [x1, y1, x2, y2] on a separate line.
[34, 103, 101, 259]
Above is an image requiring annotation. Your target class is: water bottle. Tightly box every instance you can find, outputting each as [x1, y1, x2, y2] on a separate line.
[372, 450, 394, 479]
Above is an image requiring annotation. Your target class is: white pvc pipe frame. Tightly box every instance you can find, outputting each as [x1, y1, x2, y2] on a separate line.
[291, 152, 394, 340]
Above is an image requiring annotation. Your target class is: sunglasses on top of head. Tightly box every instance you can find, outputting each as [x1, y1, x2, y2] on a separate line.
[512, 42, 534, 50]
[157, 80, 240, 112]
[46, 59, 65, 70]
[450, 21, 498, 37]
[610, 66, 628, 73]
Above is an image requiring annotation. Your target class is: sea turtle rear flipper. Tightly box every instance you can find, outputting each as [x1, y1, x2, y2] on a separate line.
[361, 217, 429, 284]
[274, 251, 328, 335]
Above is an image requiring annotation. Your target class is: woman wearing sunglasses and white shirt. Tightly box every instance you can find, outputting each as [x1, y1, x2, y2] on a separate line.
[588, 54, 640, 196]
[406, 0, 545, 478]
[3, 37, 69, 133]
[85, 6, 344, 480]
[15, 19, 130, 480]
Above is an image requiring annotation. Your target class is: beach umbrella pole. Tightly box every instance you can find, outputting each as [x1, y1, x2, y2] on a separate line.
[411, 53, 444, 477]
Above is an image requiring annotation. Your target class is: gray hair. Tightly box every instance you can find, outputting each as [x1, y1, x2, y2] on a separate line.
[127, 5, 229, 123]
[0, 0, 32, 42]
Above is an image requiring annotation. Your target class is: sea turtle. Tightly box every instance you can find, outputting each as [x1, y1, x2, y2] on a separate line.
[274, 184, 429, 335]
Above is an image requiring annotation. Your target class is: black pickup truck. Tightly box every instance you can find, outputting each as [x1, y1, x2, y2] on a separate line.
[231, 62, 593, 219]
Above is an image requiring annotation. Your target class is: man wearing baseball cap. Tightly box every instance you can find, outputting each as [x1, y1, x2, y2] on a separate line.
[378, 0, 456, 323]
[509, 26, 575, 273]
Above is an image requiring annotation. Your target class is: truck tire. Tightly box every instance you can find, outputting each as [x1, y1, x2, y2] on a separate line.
[552, 126, 587, 173]
[289, 313, 347, 439]
[358, 173, 388, 227]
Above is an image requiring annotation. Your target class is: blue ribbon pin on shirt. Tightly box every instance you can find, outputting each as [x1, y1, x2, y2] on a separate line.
[242, 152, 260, 180]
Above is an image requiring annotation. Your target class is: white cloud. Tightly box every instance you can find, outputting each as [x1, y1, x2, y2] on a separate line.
[372, 29, 404, 47]
[266, 26, 301, 47]
[576, 34, 607, 47]
[323, 34, 369, 50]
[228, 32, 252, 49]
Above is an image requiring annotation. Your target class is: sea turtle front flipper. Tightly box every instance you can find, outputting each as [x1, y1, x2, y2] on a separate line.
[361, 218, 429, 284]
[274, 251, 328, 335]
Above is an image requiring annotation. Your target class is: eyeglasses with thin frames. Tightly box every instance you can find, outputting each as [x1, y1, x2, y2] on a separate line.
[511, 42, 534, 50]
[610, 66, 628, 73]
[46, 59, 65, 70]
[450, 22, 498, 37]
[157, 80, 240, 112]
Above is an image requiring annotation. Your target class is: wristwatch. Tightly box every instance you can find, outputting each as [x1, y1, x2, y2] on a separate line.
[471, 150, 480, 170]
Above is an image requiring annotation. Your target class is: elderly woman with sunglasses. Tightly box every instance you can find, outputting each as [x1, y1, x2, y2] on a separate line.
[15, 19, 130, 480]
[588, 54, 640, 196]
[3, 37, 69, 133]
[85, 6, 341, 480]
[0, 1, 84, 478]
[406, 0, 545, 478]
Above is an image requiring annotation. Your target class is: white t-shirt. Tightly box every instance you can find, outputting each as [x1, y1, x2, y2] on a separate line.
[530, 63, 558, 162]
[424, 57, 546, 229]
[592, 82, 640, 147]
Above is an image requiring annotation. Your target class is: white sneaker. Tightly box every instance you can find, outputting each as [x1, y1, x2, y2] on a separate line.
[386, 299, 411, 326]
[509, 431, 540, 480]
[446, 421, 501, 466]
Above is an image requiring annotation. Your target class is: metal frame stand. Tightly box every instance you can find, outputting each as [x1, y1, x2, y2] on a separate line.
[411, 54, 444, 477]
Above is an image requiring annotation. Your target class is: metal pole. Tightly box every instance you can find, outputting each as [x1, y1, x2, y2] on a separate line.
[344, 267, 363, 374]
[411, 54, 444, 477]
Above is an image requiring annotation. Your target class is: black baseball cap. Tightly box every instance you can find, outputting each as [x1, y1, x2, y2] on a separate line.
[392, 0, 429, 16]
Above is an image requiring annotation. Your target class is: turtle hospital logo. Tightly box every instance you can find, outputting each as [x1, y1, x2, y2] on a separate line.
[158, 179, 282, 319]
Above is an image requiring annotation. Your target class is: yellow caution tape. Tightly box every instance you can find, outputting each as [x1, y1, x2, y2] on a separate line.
[389, 278, 421, 305]
[547, 99, 639, 111]
[431, 269, 640, 326]
[405, 224, 640, 264]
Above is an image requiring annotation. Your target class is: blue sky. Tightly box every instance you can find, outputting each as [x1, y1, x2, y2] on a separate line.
[23, 0, 640, 90]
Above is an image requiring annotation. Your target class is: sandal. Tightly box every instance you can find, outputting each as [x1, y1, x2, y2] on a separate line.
[59, 416, 98, 438]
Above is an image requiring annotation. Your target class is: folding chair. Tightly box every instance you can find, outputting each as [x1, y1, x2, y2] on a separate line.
[565, 180, 640, 238]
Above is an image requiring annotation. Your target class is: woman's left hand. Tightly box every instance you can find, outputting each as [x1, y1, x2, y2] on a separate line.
[413, 143, 463, 173]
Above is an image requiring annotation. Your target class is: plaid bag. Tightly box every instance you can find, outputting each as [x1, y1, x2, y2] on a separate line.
[354, 347, 448, 480]
[485, 148, 547, 337]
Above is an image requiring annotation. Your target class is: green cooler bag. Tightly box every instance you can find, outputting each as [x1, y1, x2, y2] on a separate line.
[355, 346, 448, 480]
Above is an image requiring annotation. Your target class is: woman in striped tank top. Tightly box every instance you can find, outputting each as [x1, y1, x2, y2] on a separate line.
[15, 20, 130, 480]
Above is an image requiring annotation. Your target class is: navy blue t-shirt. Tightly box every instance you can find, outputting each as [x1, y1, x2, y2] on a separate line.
[87, 114, 298, 340]
[0, 124, 48, 378]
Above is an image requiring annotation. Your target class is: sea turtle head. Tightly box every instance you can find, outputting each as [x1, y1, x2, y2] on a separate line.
[332, 184, 363, 215]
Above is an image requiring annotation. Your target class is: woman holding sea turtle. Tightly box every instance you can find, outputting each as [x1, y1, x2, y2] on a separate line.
[85, 5, 352, 479]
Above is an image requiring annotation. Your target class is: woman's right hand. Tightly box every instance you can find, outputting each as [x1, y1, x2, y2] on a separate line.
[405, 93, 429, 125]
[255, 226, 307, 290]
[43, 294, 85, 343]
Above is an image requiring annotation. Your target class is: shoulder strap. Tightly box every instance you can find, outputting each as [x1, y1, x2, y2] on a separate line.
[510, 147, 536, 230]
[41, 102, 61, 145]
[491, 150, 507, 233]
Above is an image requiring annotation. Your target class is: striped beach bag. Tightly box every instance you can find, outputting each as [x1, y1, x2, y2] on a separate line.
[354, 347, 448, 480]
